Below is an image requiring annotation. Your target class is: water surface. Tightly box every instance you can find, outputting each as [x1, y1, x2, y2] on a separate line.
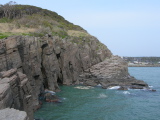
[34, 67, 160, 120]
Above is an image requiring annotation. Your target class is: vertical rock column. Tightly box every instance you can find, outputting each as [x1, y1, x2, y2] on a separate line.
[0, 68, 33, 120]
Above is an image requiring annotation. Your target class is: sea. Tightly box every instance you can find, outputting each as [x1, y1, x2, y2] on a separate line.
[34, 67, 160, 120]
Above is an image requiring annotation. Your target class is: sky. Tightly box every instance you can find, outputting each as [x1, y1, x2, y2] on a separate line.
[1, 0, 160, 57]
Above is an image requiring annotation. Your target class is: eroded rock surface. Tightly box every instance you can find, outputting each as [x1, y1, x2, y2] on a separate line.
[0, 35, 150, 119]
[0, 108, 29, 120]
[79, 56, 148, 89]
[0, 68, 33, 120]
[0, 35, 111, 118]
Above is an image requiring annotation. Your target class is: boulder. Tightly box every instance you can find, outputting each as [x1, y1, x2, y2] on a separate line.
[44, 93, 61, 103]
[0, 108, 29, 120]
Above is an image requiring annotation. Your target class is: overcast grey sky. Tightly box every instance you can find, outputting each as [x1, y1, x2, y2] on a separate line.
[1, 0, 160, 56]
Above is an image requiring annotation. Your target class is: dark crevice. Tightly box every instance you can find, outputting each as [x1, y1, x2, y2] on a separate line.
[17, 76, 24, 110]
[55, 51, 63, 85]
[41, 43, 48, 49]
[56, 53, 61, 59]
[13, 50, 16, 52]
[57, 54, 63, 85]
[33, 75, 40, 80]
[41, 66, 48, 89]
[41, 43, 49, 89]
[81, 67, 84, 72]
[131, 83, 146, 86]
[57, 76, 63, 85]
[17, 44, 24, 62]
[69, 61, 73, 72]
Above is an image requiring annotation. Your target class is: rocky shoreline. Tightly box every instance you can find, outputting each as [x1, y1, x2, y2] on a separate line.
[0, 35, 153, 119]
[79, 56, 149, 90]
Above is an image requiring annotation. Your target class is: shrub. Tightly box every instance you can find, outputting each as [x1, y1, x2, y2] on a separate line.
[0, 17, 12, 23]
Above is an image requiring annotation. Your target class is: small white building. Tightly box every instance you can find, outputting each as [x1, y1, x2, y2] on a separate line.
[133, 61, 139, 64]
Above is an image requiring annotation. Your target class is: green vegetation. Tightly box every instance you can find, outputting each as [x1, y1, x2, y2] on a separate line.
[0, 33, 9, 39]
[123, 57, 160, 64]
[0, 1, 87, 38]
[0, 32, 32, 39]
[0, 17, 12, 23]
[69, 36, 92, 45]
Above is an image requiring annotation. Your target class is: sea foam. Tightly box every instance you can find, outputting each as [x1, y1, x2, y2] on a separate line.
[149, 85, 153, 88]
[123, 91, 130, 94]
[108, 86, 120, 90]
[97, 93, 107, 98]
[74, 86, 93, 89]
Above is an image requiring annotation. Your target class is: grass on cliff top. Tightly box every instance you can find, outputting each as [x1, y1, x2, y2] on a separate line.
[0, 32, 31, 39]
[0, 15, 90, 39]
[68, 30, 91, 37]
[0, 3, 89, 39]
[0, 33, 8, 39]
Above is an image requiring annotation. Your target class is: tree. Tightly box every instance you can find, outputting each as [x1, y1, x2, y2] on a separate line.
[0, 1, 16, 18]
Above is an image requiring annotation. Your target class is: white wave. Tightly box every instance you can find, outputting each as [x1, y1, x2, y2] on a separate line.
[62, 98, 66, 100]
[74, 86, 93, 89]
[108, 86, 120, 90]
[123, 91, 130, 94]
[97, 93, 107, 98]
[44, 90, 56, 95]
[97, 84, 102, 87]
[149, 85, 153, 88]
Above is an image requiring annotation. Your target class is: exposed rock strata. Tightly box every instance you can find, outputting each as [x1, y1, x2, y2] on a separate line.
[0, 68, 32, 119]
[79, 56, 148, 89]
[0, 35, 111, 119]
[0, 35, 149, 119]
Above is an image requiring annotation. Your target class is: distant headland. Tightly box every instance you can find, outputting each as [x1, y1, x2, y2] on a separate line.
[123, 57, 160, 67]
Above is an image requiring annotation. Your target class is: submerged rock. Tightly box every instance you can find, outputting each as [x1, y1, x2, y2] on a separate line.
[44, 93, 61, 103]
[151, 89, 156, 92]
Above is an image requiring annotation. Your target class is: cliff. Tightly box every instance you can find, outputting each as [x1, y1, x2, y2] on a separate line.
[0, 68, 32, 120]
[0, 3, 150, 120]
[0, 35, 150, 119]
[0, 35, 113, 119]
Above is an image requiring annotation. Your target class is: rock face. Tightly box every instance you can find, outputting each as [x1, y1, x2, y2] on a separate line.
[0, 68, 33, 120]
[0, 35, 111, 119]
[0, 108, 29, 120]
[79, 56, 148, 89]
[0, 35, 149, 119]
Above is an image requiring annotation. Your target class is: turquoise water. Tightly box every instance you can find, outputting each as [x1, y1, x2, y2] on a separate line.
[34, 67, 160, 120]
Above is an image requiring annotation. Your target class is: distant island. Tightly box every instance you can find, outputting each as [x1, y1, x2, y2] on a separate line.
[123, 57, 160, 67]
